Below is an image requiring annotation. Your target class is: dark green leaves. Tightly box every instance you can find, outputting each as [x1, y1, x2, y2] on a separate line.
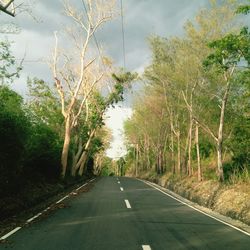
[236, 4, 250, 15]
[203, 28, 250, 70]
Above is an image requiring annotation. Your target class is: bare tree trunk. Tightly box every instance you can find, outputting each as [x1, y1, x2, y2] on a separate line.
[187, 117, 193, 176]
[177, 131, 181, 174]
[217, 79, 231, 182]
[71, 138, 83, 176]
[135, 143, 139, 177]
[78, 152, 88, 176]
[74, 129, 96, 175]
[147, 139, 150, 170]
[195, 122, 202, 181]
[171, 130, 175, 174]
[61, 116, 71, 178]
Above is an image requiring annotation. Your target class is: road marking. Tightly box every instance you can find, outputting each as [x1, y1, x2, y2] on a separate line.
[76, 183, 88, 191]
[142, 245, 152, 250]
[55, 195, 69, 204]
[125, 199, 131, 209]
[120, 187, 124, 191]
[26, 212, 42, 223]
[43, 206, 50, 212]
[0, 179, 94, 240]
[0, 227, 21, 240]
[118, 181, 120, 184]
[143, 180, 250, 237]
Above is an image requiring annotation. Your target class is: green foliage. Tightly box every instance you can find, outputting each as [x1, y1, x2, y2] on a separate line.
[124, 0, 250, 183]
[192, 138, 214, 160]
[100, 157, 114, 176]
[24, 122, 62, 181]
[108, 71, 137, 106]
[27, 78, 64, 134]
[236, 3, 250, 15]
[0, 84, 63, 198]
[0, 86, 29, 194]
[229, 116, 250, 171]
[203, 28, 250, 70]
[0, 40, 22, 85]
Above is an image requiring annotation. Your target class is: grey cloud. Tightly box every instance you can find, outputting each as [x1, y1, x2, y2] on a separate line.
[0, 0, 212, 95]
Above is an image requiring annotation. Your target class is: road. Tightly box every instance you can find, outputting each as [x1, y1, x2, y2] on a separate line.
[0, 177, 249, 250]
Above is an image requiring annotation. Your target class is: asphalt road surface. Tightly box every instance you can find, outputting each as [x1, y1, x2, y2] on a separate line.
[0, 177, 249, 250]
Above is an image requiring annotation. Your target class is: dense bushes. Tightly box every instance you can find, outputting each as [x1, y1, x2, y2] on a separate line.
[0, 86, 62, 198]
[24, 122, 62, 181]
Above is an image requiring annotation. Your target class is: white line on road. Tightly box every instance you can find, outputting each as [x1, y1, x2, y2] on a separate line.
[43, 206, 50, 212]
[118, 181, 120, 184]
[142, 245, 152, 250]
[125, 199, 131, 209]
[143, 180, 250, 237]
[26, 213, 42, 223]
[120, 187, 124, 191]
[76, 183, 88, 191]
[0, 227, 21, 240]
[0, 179, 95, 241]
[55, 195, 69, 204]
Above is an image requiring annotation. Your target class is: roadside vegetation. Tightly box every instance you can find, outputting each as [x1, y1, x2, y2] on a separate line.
[123, 1, 250, 224]
[0, 0, 136, 220]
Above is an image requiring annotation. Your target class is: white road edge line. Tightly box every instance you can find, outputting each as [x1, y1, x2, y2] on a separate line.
[26, 213, 42, 223]
[142, 245, 152, 250]
[120, 187, 124, 191]
[76, 183, 88, 191]
[125, 199, 131, 209]
[56, 195, 69, 204]
[0, 227, 22, 240]
[0, 179, 94, 240]
[142, 180, 250, 237]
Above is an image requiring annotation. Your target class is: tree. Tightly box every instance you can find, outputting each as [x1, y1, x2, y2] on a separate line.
[0, 39, 22, 85]
[124, 0, 245, 182]
[52, 0, 115, 178]
[202, 8, 250, 181]
[0, 85, 29, 194]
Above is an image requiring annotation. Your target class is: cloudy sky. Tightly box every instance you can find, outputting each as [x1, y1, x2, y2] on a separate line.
[0, 0, 213, 158]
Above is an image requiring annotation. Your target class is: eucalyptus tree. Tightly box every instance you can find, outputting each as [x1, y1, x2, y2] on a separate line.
[125, 0, 243, 182]
[52, 0, 116, 177]
[74, 71, 137, 176]
[202, 4, 250, 181]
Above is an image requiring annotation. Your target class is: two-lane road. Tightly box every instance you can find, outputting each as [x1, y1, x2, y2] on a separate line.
[0, 177, 249, 250]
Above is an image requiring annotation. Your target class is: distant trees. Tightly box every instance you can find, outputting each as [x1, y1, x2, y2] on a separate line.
[124, 0, 250, 183]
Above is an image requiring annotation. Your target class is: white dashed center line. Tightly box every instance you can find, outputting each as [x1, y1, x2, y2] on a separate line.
[142, 245, 152, 250]
[120, 187, 124, 191]
[124, 199, 131, 209]
[118, 181, 120, 184]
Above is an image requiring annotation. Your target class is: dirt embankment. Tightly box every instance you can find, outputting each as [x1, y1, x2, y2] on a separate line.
[139, 172, 250, 226]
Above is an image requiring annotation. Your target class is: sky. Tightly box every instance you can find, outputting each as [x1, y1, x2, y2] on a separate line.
[0, 0, 213, 158]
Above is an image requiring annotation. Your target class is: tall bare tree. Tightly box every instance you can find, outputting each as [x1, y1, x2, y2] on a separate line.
[52, 0, 115, 178]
